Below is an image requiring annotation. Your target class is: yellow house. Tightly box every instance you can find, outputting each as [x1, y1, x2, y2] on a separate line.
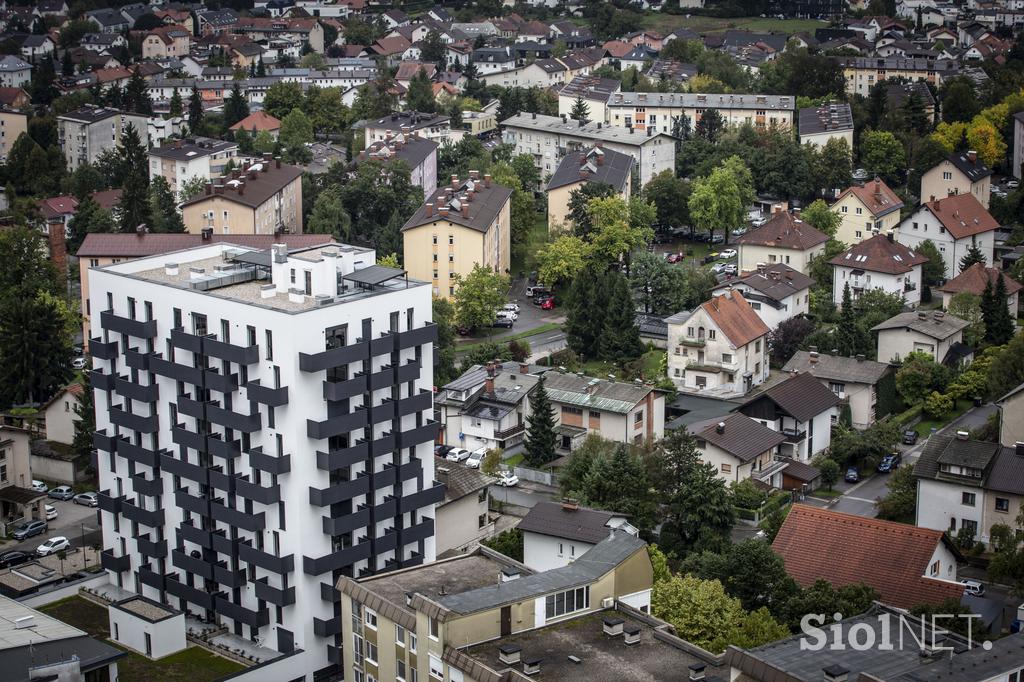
[831, 178, 904, 245]
[402, 172, 512, 298]
[545, 145, 633, 232]
[180, 157, 303, 235]
[0, 107, 27, 161]
[920, 150, 992, 209]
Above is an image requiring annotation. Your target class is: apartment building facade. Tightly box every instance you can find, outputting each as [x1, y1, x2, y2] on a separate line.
[0, 107, 27, 161]
[148, 137, 239, 195]
[58, 106, 150, 171]
[89, 240, 441, 680]
[604, 91, 796, 134]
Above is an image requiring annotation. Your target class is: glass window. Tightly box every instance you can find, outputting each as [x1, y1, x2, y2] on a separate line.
[395, 624, 405, 645]
[365, 608, 377, 629]
[962, 492, 976, 506]
[996, 497, 1009, 512]
[429, 617, 439, 640]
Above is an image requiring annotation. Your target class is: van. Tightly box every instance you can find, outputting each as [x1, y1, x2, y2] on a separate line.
[961, 579, 985, 597]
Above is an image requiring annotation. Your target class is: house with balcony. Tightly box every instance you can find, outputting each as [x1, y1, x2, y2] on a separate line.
[666, 290, 770, 398]
[437, 361, 538, 452]
[738, 372, 840, 464]
[782, 351, 893, 430]
[687, 413, 787, 487]
[711, 264, 813, 330]
[829, 232, 926, 308]
[896, 193, 1001, 283]
[872, 310, 971, 365]
[831, 177, 904, 245]
[518, 500, 637, 572]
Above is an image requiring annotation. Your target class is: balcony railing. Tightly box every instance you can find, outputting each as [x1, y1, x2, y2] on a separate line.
[752, 457, 790, 483]
[904, 282, 917, 292]
[494, 423, 525, 440]
[679, 338, 706, 348]
[780, 428, 807, 443]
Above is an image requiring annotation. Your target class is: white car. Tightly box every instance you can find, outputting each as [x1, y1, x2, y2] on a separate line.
[36, 536, 70, 556]
[719, 248, 737, 260]
[71, 357, 87, 370]
[445, 448, 471, 462]
[45, 505, 58, 521]
[961, 579, 985, 596]
[1007, 180, 1020, 189]
[31, 480, 47, 493]
[466, 448, 486, 469]
[496, 470, 519, 487]
[502, 303, 520, 313]
[496, 310, 518, 321]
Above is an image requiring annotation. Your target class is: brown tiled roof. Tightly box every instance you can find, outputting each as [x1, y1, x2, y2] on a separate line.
[922, 193, 999, 240]
[402, 176, 512, 235]
[837, 177, 904, 218]
[937, 262, 1022, 297]
[94, 67, 131, 83]
[395, 61, 435, 81]
[701, 290, 769, 348]
[76, 233, 331, 258]
[828, 233, 927, 274]
[773, 505, 965, 609]
[228, 110, 281, 132]
[601, 40, 633, 58]
[688, 413, 786, 462]
[38, 195, 78, 220]
[372, 35, 411, 55]
[0, 87, 28, 106]
[91, 189, 122, 210]
[734, 211, 828, 251]
[180, 162, 303, 210]
[743, 371, 841, 422]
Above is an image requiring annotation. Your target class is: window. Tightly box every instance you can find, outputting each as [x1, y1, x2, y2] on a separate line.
[397, 660, 406, 681]
[544, 586, 590, 619]
[996, 497, 1010, 513]
[365, 608, 377, 629]
[634, 411, 643, 424]
[429, 653, 443, 679]
[478, 513, 487, 528]
[429, 617, 439, 640]
[366, 642, 378, 665]
[841, 205, 848, 213]
[265, 330, 273, 360]
[943, 171, 952, 180]
[432, 235, 438, 244]
[722, 353, 733, 363]
[828, 382, 846, 395]
[708, 330, 716, 340]
[721, 463, 732, 474]
[930, 560, 940, 576]
[562, 406, 583, 416]
[754, 340, 761, 353]
[395, 624, 405, 646]
[962, 518, 978, 536]
[448, 235, 454, 245]
[855, 207, 862, 215]
[410, 633, 417, 652]
[962, 492, 976, 506]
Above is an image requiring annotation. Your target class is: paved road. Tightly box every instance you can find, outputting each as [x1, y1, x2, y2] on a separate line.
[454, 276, 563, 355]
[491, 479, 559, 509]
[4, 497, 100, 556]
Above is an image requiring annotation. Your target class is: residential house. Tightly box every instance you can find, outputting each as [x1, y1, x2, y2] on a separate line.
[999, 380, 1024, 448]
[604, 91, 796, 135]
[434, 459, 495, 556]
[57, 106, 149, 171]
[459, 109, 497, 137]
[687, 413, 787, 487]
[501, 112, 674, 185]
[554, 75, 621, 123]
[80, 32, 127, 52]
[472, 46, 516, 74]
[887, 80, 937, 121]
[41, 383, 82, 446]
[872, 309, 971, 365]
[666, 290, 771, 397]
[619, 45, 659, 72]
[782, 350, 893, 429]
[832, 177, 904, 245]
[196, 8, 239, 36]
[0, 426, 44, 522]
[920, 150, 993, 209]
[36, 195, 78, 230]
[545, 145, 633, 231]
[19, 35, 55, 60]
[142, 25, 191, 59]
[712, 264, 813, 330]
[518, 58, 568, 89]
[359, 111, 451, 147]
[148, 136, 238, 195]
[437, 361, 538, 452]
[914, 432, 1024, 545]
[228, 110, 282, 139]
[542, 371, 665, 449]
[773, 504, 963, 608]
[936, 262, 1022, 312]
[738, 371, 841, 462]
[394, 60, 435, 90]
[0, 87, 31, 110]
[518, 500, 637, 572]
[0, 56, 31, 88]
[401, 172, 511, 299]
[0, 107, 27, 160]
[734, 211, 828, 275]
[86, 7, 130, 33]
[797, 102, 854, 150]
[830, 232, 926, 307]
[358, 131, 439, 198]
[180, 157, 304, 235]
[896, 193, 1000, 278]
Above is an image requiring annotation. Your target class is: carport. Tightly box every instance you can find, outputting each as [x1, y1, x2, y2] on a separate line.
[0, 485, 48, 529]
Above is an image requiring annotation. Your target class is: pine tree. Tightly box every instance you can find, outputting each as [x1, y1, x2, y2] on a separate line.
[148, 176, 185, 233]
[187, 88, 204, 133]
[599, 272, 642, 362]
[565, 267, 609, 359]
[223, 82, 250, 129]
[71, 370, 94, 461]
[570, 95, 590, 121]
[61, 49, 73, 76]
[67, 194, 114, 253]
[985, 274, 1015, 345]
[959, 244, 985, 272]
[835, 283, 862, 357]
[116, 124, 151, 232]
[168, 88, 183, 117]
[124, 69, 152, 114]
[524, 377, 557, 468]
[257, 58, 266, 77]
[406, 69, 436, 113]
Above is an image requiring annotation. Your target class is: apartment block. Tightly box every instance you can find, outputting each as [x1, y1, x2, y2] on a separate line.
[0, 107, 27, 161]
[148, 136, 239, 195]
[604, 91, 796, 134]
[57, 105, 150, 171]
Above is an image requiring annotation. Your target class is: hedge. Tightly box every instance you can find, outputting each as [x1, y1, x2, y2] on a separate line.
[894, 403, 923, 427]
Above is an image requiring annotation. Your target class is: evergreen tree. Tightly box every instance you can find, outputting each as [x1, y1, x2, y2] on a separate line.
[30, 56, 57, 105]
[257, 58, 266, 77]
[116, 124, 151, 232]
[223, 82, 249, 129]
[524, 377, 557, 467]
[148, 176, 184, 233]
[406, 69, 436, 113]
[71, 370, 94, 461]
[985, 274, 1015, 345]
[105, 83, 124, 109]
[599, 272, 642, 362]
[570, 95, 590, 121]
[168, 88, 183, 117]
[67, 194, 115, 253]
[187, 89, 204, 133]
[959, 243, 986, 272]
[835, 283, 864, 357]
[565, 267, 609, 359]
[124, 69, 152, 114]
[61, 49, 74, 76]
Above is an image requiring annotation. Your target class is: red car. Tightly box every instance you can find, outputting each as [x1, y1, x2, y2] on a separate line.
[666, 253, 681, 264]
[541, 298, 555, 310]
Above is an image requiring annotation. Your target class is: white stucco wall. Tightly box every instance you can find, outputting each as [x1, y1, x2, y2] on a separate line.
[109, 605, 186, 659]
[522, 530, 596, 572]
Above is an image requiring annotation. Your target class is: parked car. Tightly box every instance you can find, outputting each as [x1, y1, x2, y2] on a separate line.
[445, 448, 471, 463]
[731, 227, 747, 237]
[1007, 179, 1020, 189]
[852, 167, 869, 181]
[722, 264, 737, 276]
[719, 248, 737, 260]
[434, 444, 453, 457]
[533, 292, 554, 306]
[496, 470, 519, 487]
[48, 485, 74, 501]
[961, 579, 985, 596]
[709, 233, 725, 244]
[503, 303, 520, 314]
[666, 253, 682, 264]
[712, 262, 731, 274]
[844, 467, 860, 483]
[36, 536, 70, 556]
[491, 317, 514, 328]
[541, 298, 555, 310]
[496, 310, 518, 321]
[72, 492, 98, 507]
[466, 448, 486, 469]
[525, 286, 548, 298]
[902, 429, 919, 445]
[0, 551, 31, 568]
[31, 480, 47, 493]
[45, 504, 58, 521]
[877, 453, 901, 473]
[12, 520, 47, 540]
[72, 357, 87, 370]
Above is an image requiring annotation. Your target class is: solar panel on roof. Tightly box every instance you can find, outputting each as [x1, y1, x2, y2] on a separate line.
[342, 264, 406, 286]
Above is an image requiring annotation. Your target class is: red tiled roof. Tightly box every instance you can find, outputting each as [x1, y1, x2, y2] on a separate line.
[229, 110, 281, 132]
[91, 189, 122, 211]
[0, 87, 28, 106]
[371, 35, 411, 56]
[601, 40, 633, 58]
[773, 505, 965, 609]
[395, 61, 435, 81]
[95, 67, 132, 83]
[734, 211, 828, 251]
[922, 193, 999, 240]
[76, 233, 332, 258]
[38, 195, 78, 220]
[937, 262, 1022, 297]
[836, 177, 904, 218]
[701, 290, 769, 348]
[828, 233, 927, 274]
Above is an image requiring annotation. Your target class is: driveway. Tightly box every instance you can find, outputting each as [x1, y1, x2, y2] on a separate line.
[455, 275, 564, 353]
[490, 478, 559, 510]
[4, 497, 100, 556]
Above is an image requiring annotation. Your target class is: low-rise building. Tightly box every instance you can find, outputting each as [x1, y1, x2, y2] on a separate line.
[401, 172, 512, 299]
[832, 177, 904, 245]
[734, 211, 828, 275]
[545, 145, 633, 231]
[712, 264, 813, 329]
[519, 500, 636, 571]
[897, 193, 1000, 278]
[554, 75, 621, 123]
[359, 111, 451, 147]
[543, 371, 665, 449]
[228, 110, 282, 139]
[738, 371, 840, 462]
[998, 380, 1024, 447]
[142, 25, 191, 59]
[604, 91, 796, 134]
[358, 131, 439, 198]
[0, 55, 32, 88]
[782, 350, 893, 429]
[57, 106, 149, 171]
[437, 361, 538, 452]
[434, 459, 495, 556]
[0, 426, 45, 522]
[179, 156, 304, 235]
[838, 56, 958, 96]
[936, 262, 1022, 312]
[688, 413, 787, 487]
[41, 383, 83, 446]
[1013, 111, 1024, 180]
[829, 232, 926, 307]
[872, 309, 971, 365]
[147, 136, 238, 195]
[920, 150, 993, 209]
[666, 290, 771, 398]
[797, 102, 854, 150]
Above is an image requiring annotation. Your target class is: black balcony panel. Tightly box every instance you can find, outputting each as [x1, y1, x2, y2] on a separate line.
[90, 369, 115, 392]
[403, 517, 434, 544]
[299, 342, 367, 373]
[179, 522, 213, 549]
[211, 531, 238, 557]
[138, 565, 165, 591]
[308, 475, 370, 507]
[120, 498, 164, 528]
[123, 347, 151, 371]
[170, 328, 204, 353]
[369, 401, 395, 425]
[371, 333, 395, 356]
[255, 578, 296, 607]
[320, 582, 341, 602]
[248, 447, 291, 475]
[327, 645, 343, 665]
[397, 421, 439, 449]
[397, 322, 437, 350]
[307, 408, 368, 440]
[234, 477, 280, 505]
[375, 530, 398, 553]
[214, 563, 247, 588]
[396, 360, 421, 384]
[117, 439, 161, 469]
[315, 440, 369, 472]
[207, 434, 241, 460]
[175, 488, 211, 518]
[100, 310, 157, 338]
[176, 395, 205, 420]
[322, 375, 366, 402]
[114, 376, 159, 403]
[205, 336, 260, 365]
[130, 473, 163, 497]
[373, 497, 397, 519]
[165, 573, 214, 610]
[398, 391, 433, 418]
[398, 460, 422, 483]
[322, 507, 370, 536]
[97, 490, 122, 515]
[215, 596, 269, 628]
[371, 432, 396, 455]
[150, 356, 203, 385]
[208, 466, 233, 494]
[238, 542, 294, 575]
[109, 405, 158, 434]
[100, 548, 131, 573]
[211, 500, 265, 531]
[206, 403, 261, 433]
[93, 430, 117, 453]
[246, 380, 288, 407]
[302, 542, 372, 576]
[89, 338, 118, 360]
[399, 554, 424, 570]
[398, 483, 445, 513]
[204, 369, 239, 394]
[374, 466, 397, 489]
[369, 365, 394, 391]
[171, 425, 205, 452]
[136, 534, 168, 559]
[313, 615, 342, 638]
[172, 548, 214, 580]
[161, 452, 208, 485]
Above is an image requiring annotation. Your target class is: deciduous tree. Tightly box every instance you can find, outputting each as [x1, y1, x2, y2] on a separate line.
[452, 264, 508, 331]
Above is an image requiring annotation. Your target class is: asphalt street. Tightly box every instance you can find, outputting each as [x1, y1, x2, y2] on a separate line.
[3, 496, 101, 556]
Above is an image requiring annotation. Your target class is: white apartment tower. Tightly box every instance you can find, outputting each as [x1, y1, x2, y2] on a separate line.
[89, 241, 441, 681]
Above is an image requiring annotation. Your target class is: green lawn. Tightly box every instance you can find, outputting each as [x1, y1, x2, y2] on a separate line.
[39, 597, 245, 682]
[914, 399, 973, 439]
[503, 453, 525, 469]
[639, 14, 826, 36]
[578, 350, 667, 383]
[511, 211, 550, 277]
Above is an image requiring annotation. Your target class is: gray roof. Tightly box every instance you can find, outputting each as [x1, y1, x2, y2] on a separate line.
[890, 632, 1024, 681]
[441, 362, 540, 406]
[799, 102, 853, 136]
[436, 457, 494, 505]
[4, 637, 126, 681]
[518, 500, 625, 544]
[555, 75, 621, 102]
[58, 105, 132, 124]
[688, 413, 786, 462]
[149, 137, 237, 161]
[402, 176, 512, 235]
[782, 351, 890, 385]
[542, 372, 654, 414]
[946, 150, 993, 182]
[361, 135, 438, 172]
[438, 532, 645, 615]
[0, 56, 31, 72]
[978, 446, 1024, 496]
[607, 91, 794, 111]
[871, 311, 969, 340]
[913, 433, 1000, 487]
[546, 146, 633, 192]
[716, 264, 813, 303]
[500, 113, 674, 146]
[665, 393, 740, 430]
[180, 161, 303, 210]
[636, 313, 668, 340]
[742, 372, 841, 423]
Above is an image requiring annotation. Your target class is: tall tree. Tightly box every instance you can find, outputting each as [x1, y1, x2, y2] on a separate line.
[432, 297, 457, 385]
[524, 377, 557, 468]
[168, 88, 183, 117]
[600, 272, 642, 362]
[264, 82, 306, 120]
[688, 156, 754, 245]
[569, 95, 590, 121]
[71, 369, 94, 461]
[567, 182, 616, 237]
[984, 275, 1015, 345]
[67, 194, 115, 252]
[960, 243, 986, 272]
[116, 124, 151, 232]
[858, 130, 905, 185]
[835, 283, 866, 357]
[148, 176, 184, 233]
[124, 69, 153, 114]
[565, 267, 609, 358]
[187, 88, 204, 133]
[452, 264, 508, 331]
[223, 82, 250, 129]
[406, 69, 436, 113]
[694, 109, 724, 142]
[306, 186, 352, 239]
[279, 108, 314, 163]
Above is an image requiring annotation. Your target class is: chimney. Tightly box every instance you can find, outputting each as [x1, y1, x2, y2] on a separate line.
[500, 567, 520, 582]
[522, 657, 542, 676]
[561, 498, 579, 512]
[934, 311, 945, 320]
[214, 184, 224, 194]
[580, 168, 590, 179]
[757, 262, 766, 273]
[1015, 442, 1024, 457]
[917, 310, 927, 320]
[874, 178, 881, 200]
[688, 664, 706, 681]
[237, 181, 244, 196]
[624, 624, 641, 645]
[929, 195, 935, 203]
[498, 645, 522, 666]
[956, 430, 970, 440]
[425, 203, 433, 217]
[484, 174, 491, 188]
[886, 231, 894, 242]
[715, 421, 726, 434]
[809, 351, 819, 363]
[451, 174, 459, 188]
[602, 617, 625, 637]
[164, 262, 179, 276]
[439, 206, 449, 218]
[856, 354, 864, 362]
[436, 466, 450, 487]
[469, 169, 479, 180]
[46, 219, 66, 276]
[823, 666, 849, 682]
[205, 182, 212, 195]
[461, 202, 469, 218]
[967, 150, 977, 164]
[519, 362, 529, 374]
[275, 156, 281, 169]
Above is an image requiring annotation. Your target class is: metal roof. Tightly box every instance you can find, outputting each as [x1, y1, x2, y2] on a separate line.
[342, 264, 406, 287]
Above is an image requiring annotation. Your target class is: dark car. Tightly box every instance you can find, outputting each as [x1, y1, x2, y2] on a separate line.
[877, 452, 902, 473]
[0, 551, 31, 568]
[12, 520, 47, 540]
[902, 429, 919, 445]
[844, 467, 860, 483]
[434, 444, 453, 457]
[491, 317, 514, 328]
[533, 293, 553, 306]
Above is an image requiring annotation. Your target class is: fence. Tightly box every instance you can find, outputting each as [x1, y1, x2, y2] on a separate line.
[17, 572, 109, 609]
[513, 466, 556, 487]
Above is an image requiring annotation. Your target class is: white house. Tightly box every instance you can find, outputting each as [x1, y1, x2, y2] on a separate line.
[712, 264, 813, 330]
[733, 211, 828, 276]
[666, 290, 771, 398]
[42, 383, 83, 446]
[0, 56, 32, 88]
[688, 413, 787, 487]
[518, 500, 637, 572]
[936, 262, 1022, 313]
[738, 371, 841, 462]
[872, 310, 971, 365]
[830, 232, 926, 308]
[896, 193, 1000, 280]
[920, 150, 993, 209]
[434, 459, 495, 556]
[782, 351, 893, 430]
[437, 362, 537, 453]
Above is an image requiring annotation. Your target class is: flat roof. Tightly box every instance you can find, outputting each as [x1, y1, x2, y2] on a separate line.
[342, 264, 406, 286]
[0, 594, 85, 650]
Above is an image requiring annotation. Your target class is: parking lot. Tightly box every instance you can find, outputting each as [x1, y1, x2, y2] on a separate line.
[4, 495, 100, 556]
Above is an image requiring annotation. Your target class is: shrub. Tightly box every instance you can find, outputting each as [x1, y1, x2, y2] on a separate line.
[923, 391, 953, 420]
